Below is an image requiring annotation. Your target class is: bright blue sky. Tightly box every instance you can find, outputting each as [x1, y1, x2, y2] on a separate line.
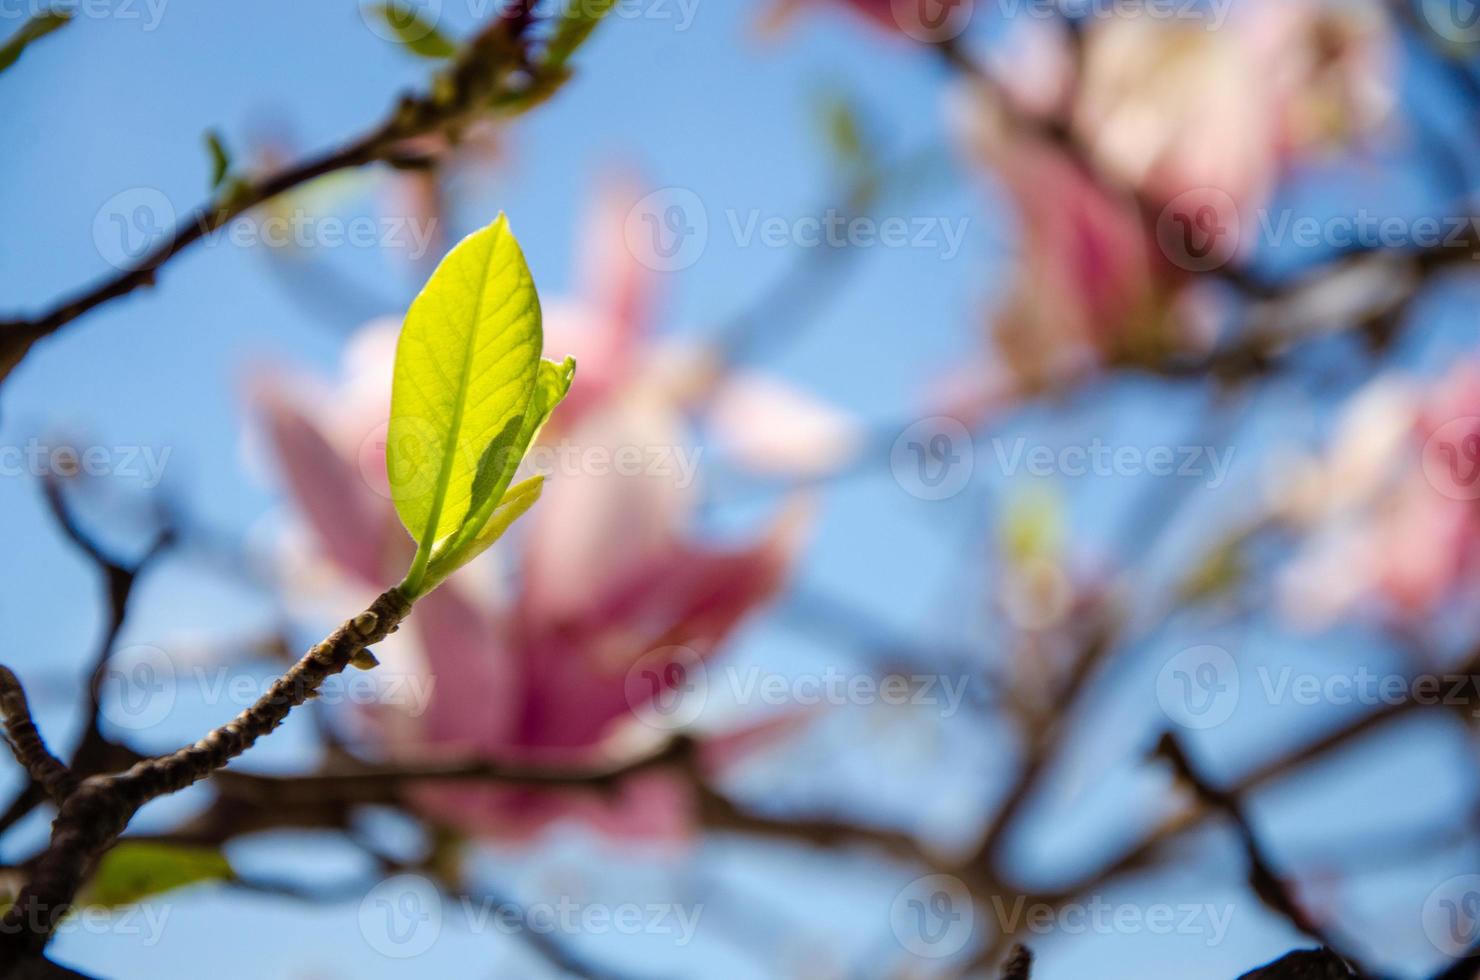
[0, 2, 1475, 978]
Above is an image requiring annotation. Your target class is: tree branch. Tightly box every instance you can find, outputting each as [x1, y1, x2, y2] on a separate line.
[0, 479, 172, 839]
[0, 8, 586, 382]
[1155, 733, 1371, 978]
[0, 669, 74, 805]
[0, 587, 411, 969]
[998, 944, 1033, 980]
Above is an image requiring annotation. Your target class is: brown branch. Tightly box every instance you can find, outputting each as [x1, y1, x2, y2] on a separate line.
[210, 734, 700, 806]
[969, 615, 1117, 870]
[0, 669, 74, 805]
[0, 8, 581, 382]
[176, 733, 938, 872]
[0, 480, 172, 839]
[0, 587, 411, 969]
[43, 475, 174, 751]
[1237, 949, 1357, 979]
[935, 30, 1478, 392]
[998, 944, 1033, 980]
[1155, 733, 1371, 978]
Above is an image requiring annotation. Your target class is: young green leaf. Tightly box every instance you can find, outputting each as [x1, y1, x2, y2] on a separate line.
[204, 129, 232, 190]
[438, 355, 574, 558]
[419, 475, 546, 594]
[0, 11, 71, 76]
[543, 0, 616, 70]
[80, 842, 234, 908]
[388, 214, 544, 596]
[371, 1, 457, 59]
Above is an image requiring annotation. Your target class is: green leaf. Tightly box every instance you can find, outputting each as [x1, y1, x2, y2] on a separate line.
[389, 213, 544, 596]
[543, 0, 616, 70]
[80, 842, 233, 908]
[436, 354, 573, 561]
[204, 129, 231, 190]
[412, 356, 573, 594]
[419, 475, 545, 593]
[0, 11, 70, 76]
[820, 93, 865, 169]
[371, 1, 457, 59]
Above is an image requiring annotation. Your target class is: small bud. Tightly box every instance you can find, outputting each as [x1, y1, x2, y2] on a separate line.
[352, 611, 380, 635]
[349, 649, 380, 671]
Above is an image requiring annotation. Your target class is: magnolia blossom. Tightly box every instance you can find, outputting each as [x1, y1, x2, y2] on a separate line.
[248, 183, 834, 843]
[1277, 365, 1480, 628]
[943, 0, 1395, 411]
[1074, 0, 1393, 224]
[986, 137, 1174, 394]
[948, 78, 1197, 409]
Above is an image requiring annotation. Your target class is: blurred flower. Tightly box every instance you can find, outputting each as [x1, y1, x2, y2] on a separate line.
[964, 133, 1186, 397]
[1277, 364, 1480, 628]
[983, 17, 1077, 120]
[759, 0, 901, 37]
[951, 0, 1392, 406]
[707, 374, 864, 478]
[547, 178, 864, 475]
[1074, 0, 1393, 220]
[248, 182, 829, 844]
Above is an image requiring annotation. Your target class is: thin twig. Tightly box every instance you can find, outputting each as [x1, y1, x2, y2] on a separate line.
[0, 669, 74, 805]
[0, 587, 411, 969]
[0, 479, 171, 838]
[1155, 733, 1371, 978]
[1236, 948, 1357, 980]
[40, 475, 174, 747]
[0, 8, 583, 381]
[998, 944, 1032, 980]
[211, 735, 700, 805]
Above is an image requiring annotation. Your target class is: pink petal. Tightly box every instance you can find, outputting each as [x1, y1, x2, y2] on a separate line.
[707, 372, 864, 478]
[520, 392, 695, 624]
[252, 379, 386, 585]
[410, 584, 522, 755]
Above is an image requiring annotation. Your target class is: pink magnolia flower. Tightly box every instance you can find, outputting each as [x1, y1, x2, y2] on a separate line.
[1278, 364, 1480, 628]
[959, 130, 1183, 398]
[950, 0, 1392, 405]
[249, 184, 824, 843]
[1073, 0, 1393, 223]
[546, 177, 862, 476]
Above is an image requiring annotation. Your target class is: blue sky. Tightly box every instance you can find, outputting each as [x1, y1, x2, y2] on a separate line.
[0, 1, 1475, 977]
